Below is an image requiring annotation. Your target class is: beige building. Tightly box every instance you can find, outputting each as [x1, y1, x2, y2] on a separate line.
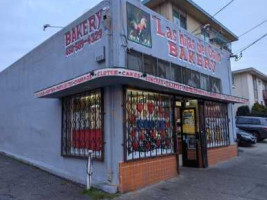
[232, 68, 267, 113]
[143, 0, 237, 51]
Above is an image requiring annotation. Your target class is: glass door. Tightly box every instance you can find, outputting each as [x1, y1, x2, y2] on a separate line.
[181, 107, 199, 167]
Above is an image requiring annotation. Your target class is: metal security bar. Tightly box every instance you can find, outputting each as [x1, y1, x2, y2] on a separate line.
[125, 89, 174, 161]
[62, 89, 104, 160]
[204, 101, 230, 148]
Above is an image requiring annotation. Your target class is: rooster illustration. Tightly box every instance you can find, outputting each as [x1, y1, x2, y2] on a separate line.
[129, 15, 151, 46]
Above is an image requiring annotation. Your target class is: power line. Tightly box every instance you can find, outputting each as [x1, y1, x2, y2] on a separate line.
[235, 33, 267, 54]
[191, 0, 235, 34]
[233, 33, 267, 61]
[238, 19, 267, 38]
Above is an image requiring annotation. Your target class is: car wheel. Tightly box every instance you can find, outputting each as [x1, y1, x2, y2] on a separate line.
[252, 132, 261, 142]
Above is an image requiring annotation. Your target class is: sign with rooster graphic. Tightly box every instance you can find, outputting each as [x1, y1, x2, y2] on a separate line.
[127, 2, 152, 48]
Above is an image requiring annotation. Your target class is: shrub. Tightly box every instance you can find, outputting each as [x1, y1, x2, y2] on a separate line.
[251, 102, 267, 117]
[236, 105, 250, 116]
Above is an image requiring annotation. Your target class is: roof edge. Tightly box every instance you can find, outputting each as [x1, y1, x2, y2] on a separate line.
[233, 67, 267, 82]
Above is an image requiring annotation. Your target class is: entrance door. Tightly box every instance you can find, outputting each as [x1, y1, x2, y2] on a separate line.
[181, 108, 199, 167]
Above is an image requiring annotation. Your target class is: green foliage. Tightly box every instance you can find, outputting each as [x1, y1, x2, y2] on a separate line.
[251, 103, 267, 116]
[236, 106, 250, 116]
[82, 188, 119, 200]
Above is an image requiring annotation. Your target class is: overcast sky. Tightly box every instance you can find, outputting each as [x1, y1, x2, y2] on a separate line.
[0, 0, 267, 73]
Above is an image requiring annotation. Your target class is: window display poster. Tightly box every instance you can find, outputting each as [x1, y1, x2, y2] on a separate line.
[127, 2, 152, 48]
[182, 109, 196, 134]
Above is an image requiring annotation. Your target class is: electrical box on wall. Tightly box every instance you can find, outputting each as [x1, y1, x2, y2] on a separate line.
[95, 46, 105, 63]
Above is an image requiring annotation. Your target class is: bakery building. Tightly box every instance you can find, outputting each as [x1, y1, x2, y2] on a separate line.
[0, 0, 247, 193]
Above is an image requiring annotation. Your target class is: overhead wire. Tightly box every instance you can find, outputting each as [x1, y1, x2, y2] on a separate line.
[233, 33, 267, 61]
[191, 0, 235, 34]
[238, 19, 267, 38]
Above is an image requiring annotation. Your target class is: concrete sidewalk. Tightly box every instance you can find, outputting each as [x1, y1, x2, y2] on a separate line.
[117, 141, 267, 200]
[1, 142, 267, 200]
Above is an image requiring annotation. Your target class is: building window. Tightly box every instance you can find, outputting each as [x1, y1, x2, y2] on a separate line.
[205, 101, 230, 148]
[253, 76, 258, 101]
[201, 29, 210, 43]
[62, 89, 104, 160]
[180, 15, 187, 30]
[171, 63, 182, 83]
[126, 50, 223, 94]
[127, 50, 143, 71]
[200, 73, 210, 91]
[158, 59, 170, 79]
[183, 68, 200, 88]
[125, 89, 174, 161]
[143, 54, 157, 76]
[210, 77, 222, 93]
[173, 10, 187, 30]
[173, 10, 180, 25]
[232, 73, 235, 86]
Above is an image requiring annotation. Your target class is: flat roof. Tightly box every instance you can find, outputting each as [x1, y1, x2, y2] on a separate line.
[142, 0, 238, 42]
[233, 67, 267, 82]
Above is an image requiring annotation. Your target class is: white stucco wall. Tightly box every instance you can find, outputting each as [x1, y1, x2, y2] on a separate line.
[233, 72, 267, 115]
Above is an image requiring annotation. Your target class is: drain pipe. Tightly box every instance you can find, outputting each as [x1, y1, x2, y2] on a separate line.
[86, 150, 93, 190]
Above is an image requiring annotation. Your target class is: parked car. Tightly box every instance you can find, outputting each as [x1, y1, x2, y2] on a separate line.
[236, 128, 257, 146]
[236, 116, 267, 141]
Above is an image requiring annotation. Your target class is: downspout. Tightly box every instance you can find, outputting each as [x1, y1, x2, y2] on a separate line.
[228, 54, 236, 143]
[108, 0, 114, 184]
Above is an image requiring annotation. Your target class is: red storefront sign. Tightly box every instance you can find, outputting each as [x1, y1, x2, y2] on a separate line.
[64, 9, 103, 56]
[153, 16, 222, 73]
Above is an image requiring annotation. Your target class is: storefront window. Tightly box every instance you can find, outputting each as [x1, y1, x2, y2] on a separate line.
[62, 89, 103, 160]
[200, 74, 210, 91]
[211, 77, 222, 93]
[183, 68, 200, 88]
[126, 49, 223, 94]
[158, 59, 170, 79]
[205, 101, 230, 148]
[125, 89, 174, 161]
[144, 54, 157, 76]
[127, 50, 143, 71]
[171, 63, 182, 83]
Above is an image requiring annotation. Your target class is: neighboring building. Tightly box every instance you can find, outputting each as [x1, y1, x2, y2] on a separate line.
[143, 0, 236, 51]
[232, 68, 267, 113]
[0, 0, 246, 193]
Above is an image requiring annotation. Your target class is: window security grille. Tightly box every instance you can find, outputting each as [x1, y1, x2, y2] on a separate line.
[205, 101, 230, 148]
[125, 89, 174, 161]
[62, 89, 104, 160]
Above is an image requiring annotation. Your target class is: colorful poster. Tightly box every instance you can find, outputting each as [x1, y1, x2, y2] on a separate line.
[127, 3, 152, 48]
[182, 109, 196, 134]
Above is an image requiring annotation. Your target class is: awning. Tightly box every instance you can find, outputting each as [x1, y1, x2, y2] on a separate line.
[35, 68, 248, 104]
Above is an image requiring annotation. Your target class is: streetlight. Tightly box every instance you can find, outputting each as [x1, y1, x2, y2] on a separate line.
[43, 24, 63, 31]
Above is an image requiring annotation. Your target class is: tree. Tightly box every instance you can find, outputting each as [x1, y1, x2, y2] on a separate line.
[251, 103, 267, 116]
[236, 105, 250, 116]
